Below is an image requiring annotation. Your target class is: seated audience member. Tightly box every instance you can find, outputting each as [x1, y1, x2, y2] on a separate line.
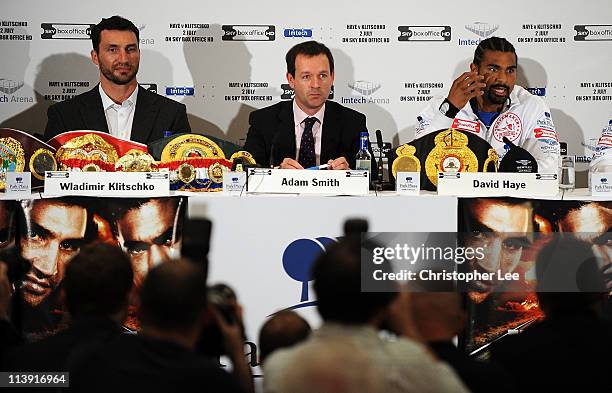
[69, 259, 246, 393]
[3, 243, 132, 371]
[412, 291, 514, 393]
[490, 237, 612, 393]
[258, 310, 311, 366]
[263, 238, 469, 393]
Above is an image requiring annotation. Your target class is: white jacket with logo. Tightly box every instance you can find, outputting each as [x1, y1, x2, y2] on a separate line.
[415, 85, 560, 173]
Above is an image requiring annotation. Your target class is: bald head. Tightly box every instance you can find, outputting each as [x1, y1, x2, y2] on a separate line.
[259, 311, 311, 365]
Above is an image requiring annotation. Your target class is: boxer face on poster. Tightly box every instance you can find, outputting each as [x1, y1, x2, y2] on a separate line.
[553, 202, 612, 287]
[114, 198, 183, 289]
[19, 200, 90, 307]
[463, 199, 532, 299]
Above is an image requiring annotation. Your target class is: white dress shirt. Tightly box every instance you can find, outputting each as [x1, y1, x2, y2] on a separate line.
[99, 84, 138, 141]
[293, 100, 325, 166]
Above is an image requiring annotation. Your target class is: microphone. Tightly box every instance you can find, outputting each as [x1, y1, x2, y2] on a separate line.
[375, 130, 384, 186]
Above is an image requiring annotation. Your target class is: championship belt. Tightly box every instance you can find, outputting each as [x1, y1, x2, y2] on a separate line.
[155, 134, 232, 192]
[229, 150, 257, 172]
[391, 144, 421, 179]
[394, 128, 498, 191]
[0, 128, 57, 190]
[49, 131, 155, 172]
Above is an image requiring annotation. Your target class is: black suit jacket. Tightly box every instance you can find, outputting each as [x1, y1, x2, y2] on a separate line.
[244, 100, 367, 168]
[2, 316, 121, 372]
[69, 333, 243, 393]
[43, 85, 191, 144]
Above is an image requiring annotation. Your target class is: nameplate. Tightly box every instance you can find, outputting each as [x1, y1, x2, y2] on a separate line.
[395, 172, 420, 195]
[246, 168, 369, 195]
[437, 172, 558, 197]
[3, 172, 31, 197]
[591, 173, 612, 196]
[43, 171, 170, 197]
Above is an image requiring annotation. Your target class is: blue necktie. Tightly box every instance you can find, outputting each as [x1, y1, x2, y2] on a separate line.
[298, 117, 318, 168]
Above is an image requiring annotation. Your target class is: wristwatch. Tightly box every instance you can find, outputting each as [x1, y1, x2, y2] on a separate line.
[439, 98, 459, 118]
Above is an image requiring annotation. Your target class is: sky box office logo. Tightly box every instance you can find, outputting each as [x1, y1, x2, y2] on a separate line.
[284, 28, 313, 38]
[281, 84, 334, 100]
[41, 23, 94, 40]
[140, 83, 158, 94]
[165, 86, 194, 96]
[574, 25, 612, 41]
[398, 26, 451, 42]
[280, 237, 336, 310]
[222, 25, 275, 41]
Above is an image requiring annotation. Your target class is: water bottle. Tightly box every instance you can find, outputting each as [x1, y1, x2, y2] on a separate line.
[355, 131, 371, 172]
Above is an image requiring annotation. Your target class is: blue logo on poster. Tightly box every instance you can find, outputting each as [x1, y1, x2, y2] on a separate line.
[282, 237, 336, 307]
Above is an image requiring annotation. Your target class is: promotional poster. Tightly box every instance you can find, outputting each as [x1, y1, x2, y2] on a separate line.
[1, 196, 185, 341]
[459, 198, 611, 355]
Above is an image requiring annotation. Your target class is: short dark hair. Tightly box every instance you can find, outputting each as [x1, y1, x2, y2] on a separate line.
[312, 238, 396, 324]
[138, 259, 207, 332]
[259, 310, 311, 364]
[286, 41, 334, 77]
[64, 243, 133, 317]
[91, 15, 139, 53]
[103, 197, 185, 238]
[473, 36, 517, 66]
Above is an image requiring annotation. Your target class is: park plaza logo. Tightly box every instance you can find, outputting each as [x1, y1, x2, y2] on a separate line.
[458, 22, 499, 46]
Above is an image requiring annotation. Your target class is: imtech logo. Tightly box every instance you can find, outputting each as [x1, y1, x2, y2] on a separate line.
[284, 28, 312, 38]
[41, 23, 94, 39]
[0, 79, 24, 95]
[574, 25, 612, 41]
[398, 26, 451, 42]
[465, 22, 499, 38]
[222, 25, 275, 41]
[348, 80, 381, 96]
[165, 86, 194, 96]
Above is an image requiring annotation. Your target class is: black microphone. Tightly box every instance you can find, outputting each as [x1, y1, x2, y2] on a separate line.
[375, 130, 384, 186]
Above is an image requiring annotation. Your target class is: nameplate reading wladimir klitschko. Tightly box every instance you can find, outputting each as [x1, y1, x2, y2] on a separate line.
[43, 171, 169, 197]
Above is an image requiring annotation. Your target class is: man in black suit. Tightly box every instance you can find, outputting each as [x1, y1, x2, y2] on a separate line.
[44, 16, 191, 144]
[244, 41, 367, 169]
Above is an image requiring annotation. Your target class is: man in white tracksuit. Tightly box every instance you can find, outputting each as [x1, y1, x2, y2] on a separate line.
[415, 37, 560, 173]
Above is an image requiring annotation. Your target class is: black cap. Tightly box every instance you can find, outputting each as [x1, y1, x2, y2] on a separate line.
[499, 137, 538, 173]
